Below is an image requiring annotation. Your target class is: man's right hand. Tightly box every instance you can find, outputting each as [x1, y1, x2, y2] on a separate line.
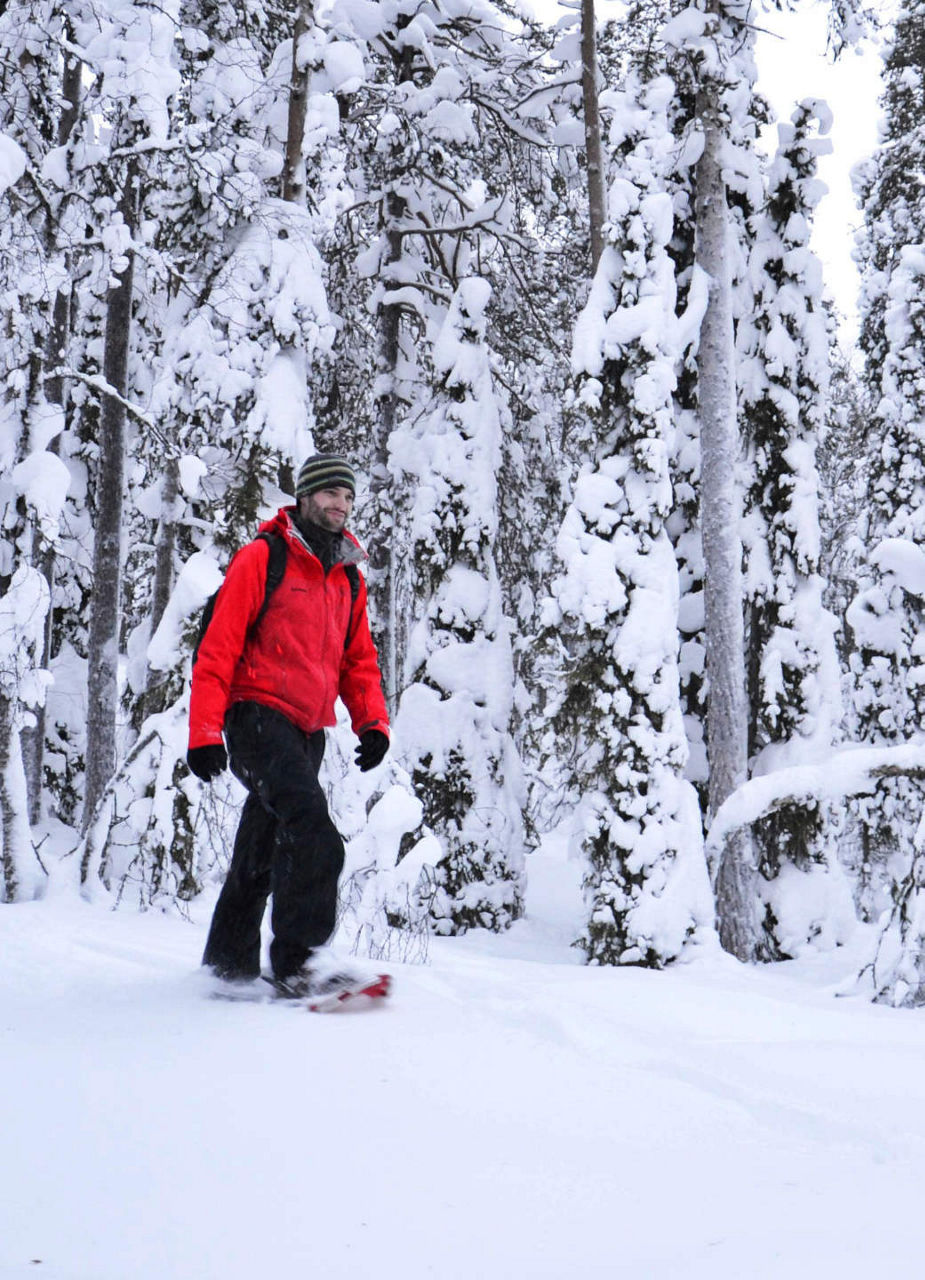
[186, 744, 228, 782]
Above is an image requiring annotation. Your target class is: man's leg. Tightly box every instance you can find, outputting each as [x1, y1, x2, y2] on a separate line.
[267, 726, 345, 979]
[221, 702, 345, 982]
[201, 791, 274, 980]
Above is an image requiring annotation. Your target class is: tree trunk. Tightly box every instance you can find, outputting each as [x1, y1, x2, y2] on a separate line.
[367, 190, 405, 714]
[0, 689, 42, 902]
[83, 163, 137, 834]
[367, 42, 417, 715]
[694, 86, 759, 960]
[282, 0, 313, 204]
[22, 289, 72, 822]
[21, 29, 82, 824]
[580, 0, 605, 272]
[20, 531, 56, 824]
[136, 454, 180, 724]
[0, 694, 22, 901]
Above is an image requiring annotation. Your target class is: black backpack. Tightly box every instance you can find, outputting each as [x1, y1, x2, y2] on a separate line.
[192, 531, 360, 666]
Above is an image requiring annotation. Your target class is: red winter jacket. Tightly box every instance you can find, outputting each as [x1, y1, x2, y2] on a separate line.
[188, 508, 389, 750]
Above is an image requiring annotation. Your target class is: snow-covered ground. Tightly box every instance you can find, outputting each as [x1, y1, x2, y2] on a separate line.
[3, 847, 924, 1280]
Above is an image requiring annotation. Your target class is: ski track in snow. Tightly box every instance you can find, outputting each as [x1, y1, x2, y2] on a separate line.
[3, 857, 925, 1280]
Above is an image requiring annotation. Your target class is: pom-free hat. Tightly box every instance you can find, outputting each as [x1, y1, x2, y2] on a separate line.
[296, 454, 356, 499]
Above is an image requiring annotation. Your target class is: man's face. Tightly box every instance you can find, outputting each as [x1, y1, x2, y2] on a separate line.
[300, 486, 354, 532]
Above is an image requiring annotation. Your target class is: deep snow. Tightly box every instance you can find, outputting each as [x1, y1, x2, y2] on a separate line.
[3, 846, 924, 1280]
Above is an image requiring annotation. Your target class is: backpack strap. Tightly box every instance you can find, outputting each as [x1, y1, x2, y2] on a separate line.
[343, 562, 361, 651]
[253, 531, 287, 627]
[191, 533, 287, 668]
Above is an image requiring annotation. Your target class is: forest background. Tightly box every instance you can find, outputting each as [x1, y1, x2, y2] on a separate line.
[3, 0, 925, 1007]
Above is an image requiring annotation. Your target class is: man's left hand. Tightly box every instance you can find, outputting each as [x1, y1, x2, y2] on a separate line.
[355, 729, 389, 772]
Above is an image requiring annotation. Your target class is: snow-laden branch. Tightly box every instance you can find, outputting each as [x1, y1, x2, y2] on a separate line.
[469, 94, 550, 148]
[45, 368, 175, 452]
[0, 133, 27, 196]
[705, 743, 925, 860]
[394, 198, 522, 244]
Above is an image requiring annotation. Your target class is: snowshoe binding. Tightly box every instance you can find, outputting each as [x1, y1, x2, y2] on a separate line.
[265, 966, 392, 1013]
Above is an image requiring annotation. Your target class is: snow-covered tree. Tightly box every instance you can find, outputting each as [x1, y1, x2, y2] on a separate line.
[0, 194, 52, 895]
[665, 0, 760, 960]
[69, 1, 181, 831]
[817, 346, 871, 646]
[0, 566, 52, 901]
[94, 0, 337, 904]
[739, 99, 847, 956]
[548, 72, 712, 967]
[13, 6, 83, 821]
[868, 802, 925, 1008]
[0, 3, 74, 889]
[392, 278, 525, 934]
[849, 0, 925, 916]
[525, 0, 692, 840]
[320, 0, 555, 708]
[652, 3, 710, 819]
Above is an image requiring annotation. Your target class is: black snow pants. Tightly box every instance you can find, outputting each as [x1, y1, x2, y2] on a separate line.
[202, 701, 346, 982]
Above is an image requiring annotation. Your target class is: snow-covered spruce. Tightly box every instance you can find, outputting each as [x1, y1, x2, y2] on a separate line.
[70, 0, 185, 832]
[702, 738, 925, 989]
[319, 0, 557, 710]
[738, 99, 847, 955]
[549, 73, 712, 968]
[72, 0, 261, 883]
[849, 0, 925, 939]
[391, 278, 526, 936]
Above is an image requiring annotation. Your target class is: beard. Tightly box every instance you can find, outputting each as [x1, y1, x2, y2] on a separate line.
[303, 494, 347, 532]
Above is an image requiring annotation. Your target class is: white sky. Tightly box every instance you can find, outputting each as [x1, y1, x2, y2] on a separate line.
[754, 1, 884, 342]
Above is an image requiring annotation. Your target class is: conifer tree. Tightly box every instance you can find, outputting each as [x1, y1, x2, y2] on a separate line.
[319, 0, 555, 708]
[392, 278, 526, 934]
[550, 72, 712, 966]
[817, 348, 871, 647]
[851, 0, 925, 998]
[74, 1, 185, 832]
[739, 100, 847, 955]
[88, 0, 338, 904]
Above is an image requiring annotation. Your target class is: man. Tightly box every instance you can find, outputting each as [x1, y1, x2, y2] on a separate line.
[187, 453, 390, 998]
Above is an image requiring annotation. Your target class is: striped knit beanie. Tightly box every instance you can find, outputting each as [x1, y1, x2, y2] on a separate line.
[296, 453, 356, 499]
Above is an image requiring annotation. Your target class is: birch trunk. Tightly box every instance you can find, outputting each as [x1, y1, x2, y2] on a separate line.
[694, 87, 760, 961]
[580, 0, 605, 272]
[83, 164, 136, 834]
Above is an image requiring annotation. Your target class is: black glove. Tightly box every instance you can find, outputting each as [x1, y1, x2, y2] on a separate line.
[187, 743, 227, 782]
[355, 729, 389, 773]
